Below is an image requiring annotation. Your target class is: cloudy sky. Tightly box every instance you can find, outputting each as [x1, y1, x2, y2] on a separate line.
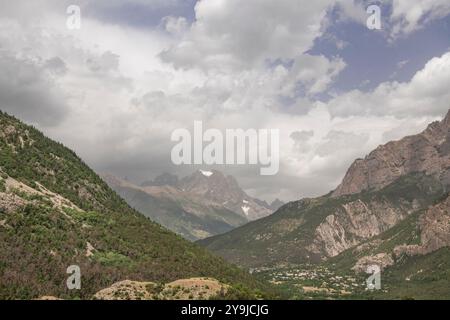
[1, 0, 449, 202]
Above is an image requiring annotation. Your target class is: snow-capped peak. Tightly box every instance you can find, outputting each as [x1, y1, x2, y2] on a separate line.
[199, 170, 213, 177]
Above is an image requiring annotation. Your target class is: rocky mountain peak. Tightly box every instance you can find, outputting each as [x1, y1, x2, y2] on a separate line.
[332, 108, 450, 197]
[177, 170, 271, 220]
[103, 168, 273, 226]
[179, 170, 242, 198]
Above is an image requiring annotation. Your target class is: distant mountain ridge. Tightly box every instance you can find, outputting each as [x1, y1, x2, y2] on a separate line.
[102, 170, 277, 241]
[141, 172, 179, 187]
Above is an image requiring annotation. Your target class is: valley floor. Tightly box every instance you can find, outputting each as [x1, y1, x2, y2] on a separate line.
[253, 247, 450, 300]
[253, 264, 368, 300]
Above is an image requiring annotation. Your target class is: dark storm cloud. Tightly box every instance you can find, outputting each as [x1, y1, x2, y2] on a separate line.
[0, 52, 69, 126]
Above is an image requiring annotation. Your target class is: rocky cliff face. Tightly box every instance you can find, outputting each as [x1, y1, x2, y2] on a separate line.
[320, 109, 450, 260]
[394, 194, 450, 257]
[201, 109, 450, 269]
[333, 110, 450, 197]
[307, 198, 420, 258]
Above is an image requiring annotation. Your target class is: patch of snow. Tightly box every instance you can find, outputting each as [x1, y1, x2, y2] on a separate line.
[241, 206, 250, 216]
[200, 170, 213, 177]
[243, 199, 249, 204]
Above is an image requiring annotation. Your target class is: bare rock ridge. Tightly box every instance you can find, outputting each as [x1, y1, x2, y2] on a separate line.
[333, 110, 450, 197]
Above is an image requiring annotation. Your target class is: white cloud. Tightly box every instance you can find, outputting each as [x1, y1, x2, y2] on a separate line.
[326, 51, 450, 118]
[334, 0, 368, 25]
[287, 55, 346, 96]
[161, 0, 335, 71]
[391, 0, 450, 36]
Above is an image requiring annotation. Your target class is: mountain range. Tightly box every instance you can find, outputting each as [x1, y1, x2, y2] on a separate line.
[200, 109, 450, 299]
[102, 170, 282, 241]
